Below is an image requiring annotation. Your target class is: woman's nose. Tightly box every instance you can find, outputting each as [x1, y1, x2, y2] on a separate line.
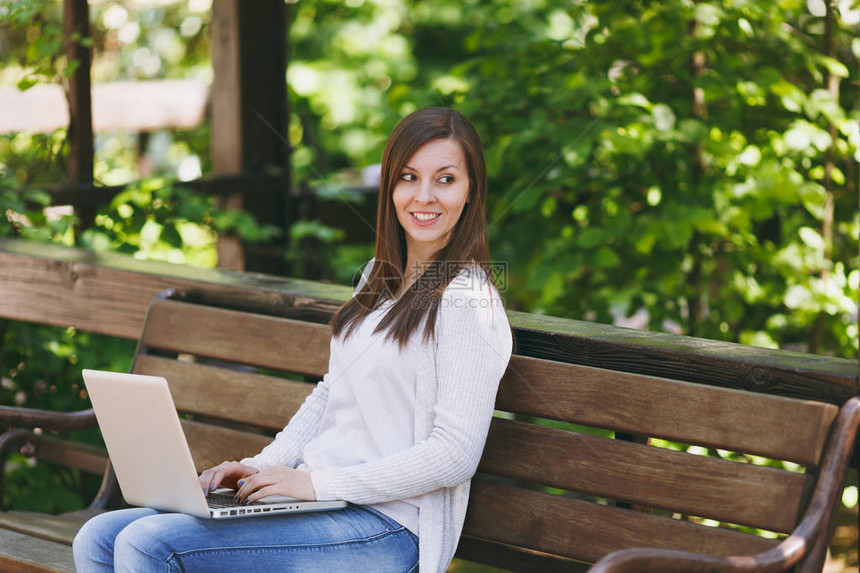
[415, 180, 435, 203]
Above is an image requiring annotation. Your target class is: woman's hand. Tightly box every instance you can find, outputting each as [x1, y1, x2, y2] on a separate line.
[235, 465, 316, 504]
[198, 461, 259, 495]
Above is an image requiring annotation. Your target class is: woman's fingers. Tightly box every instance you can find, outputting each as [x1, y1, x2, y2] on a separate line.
[234, 470, 268, 501]
[198, 466, 220, 494]
[198, 461, 252, 495]
[234, 466, 315, 503]
[243, 484, 280, 505]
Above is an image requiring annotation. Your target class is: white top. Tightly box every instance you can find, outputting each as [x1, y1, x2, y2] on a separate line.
[241, 259, 513, 572]
[296, 297, 420, 534]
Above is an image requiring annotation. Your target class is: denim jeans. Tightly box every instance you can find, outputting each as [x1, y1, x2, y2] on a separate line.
[72, 504, 419, 573]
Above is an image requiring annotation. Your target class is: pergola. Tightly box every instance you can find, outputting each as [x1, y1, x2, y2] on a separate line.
[44, 0, 292, 272]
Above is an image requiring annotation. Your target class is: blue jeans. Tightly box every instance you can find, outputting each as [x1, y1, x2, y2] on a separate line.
[72, 504, 419, 572]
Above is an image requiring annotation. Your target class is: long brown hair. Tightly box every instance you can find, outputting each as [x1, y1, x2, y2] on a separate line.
[330, 107, 496, 347]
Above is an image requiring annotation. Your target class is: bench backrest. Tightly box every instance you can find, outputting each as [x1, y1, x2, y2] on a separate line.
[131, 293, 839, 571]
[131, 295, 328, 471]
[460, 355, 838, 571]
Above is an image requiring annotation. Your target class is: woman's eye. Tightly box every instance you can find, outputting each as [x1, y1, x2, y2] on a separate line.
[400, 173, 417, 182]
[438, 175, 454, 184]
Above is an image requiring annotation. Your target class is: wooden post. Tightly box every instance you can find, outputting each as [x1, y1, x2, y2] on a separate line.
[210, 0, 290, 273]
[63, 0, 94, 227]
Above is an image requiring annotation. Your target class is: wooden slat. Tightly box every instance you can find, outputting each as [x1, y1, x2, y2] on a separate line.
[509, 309, 858, 403]
[0, 239, 349, 341]
[0, 528, 75, 573]
[180, 419, 272, 473]
[496, 355, 839, 466]
[1, 239, 854, 407]
[0, 509, 102, 546]
[36, 435, 108, 476]
[463, 482, 779, 565]
[134, 354, 314, 431]
[480, 418, 807, 533]
[455, 537, 589, 573]
[141, 299, 331, 376]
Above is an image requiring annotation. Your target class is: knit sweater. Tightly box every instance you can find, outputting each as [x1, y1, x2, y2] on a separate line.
[241, 260, 513, 572]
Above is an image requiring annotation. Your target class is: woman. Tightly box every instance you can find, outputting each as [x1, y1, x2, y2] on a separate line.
[73, 107, 513, 573]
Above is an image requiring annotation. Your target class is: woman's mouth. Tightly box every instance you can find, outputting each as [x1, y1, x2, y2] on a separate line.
[410, 212, 441, 225]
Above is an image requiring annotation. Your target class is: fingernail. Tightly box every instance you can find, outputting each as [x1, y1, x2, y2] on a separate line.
[242, 498, 249, 505]
[238, 480, 244, 486]
[209, 484, 215, 492]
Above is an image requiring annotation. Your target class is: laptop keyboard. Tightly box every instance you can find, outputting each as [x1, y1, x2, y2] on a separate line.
[206, 492, 260, 509]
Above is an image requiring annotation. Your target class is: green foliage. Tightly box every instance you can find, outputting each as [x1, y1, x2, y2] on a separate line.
[286, 219, 347, 279]
[452, 0, 858, 358]
[0, 130, 70, 187]
[81, 177, 279, 266]
[0, 0, 66, 90]
[0, 177, 74, 242]
[291, 0, 859, 359]
[0, 321, 135, 511]
[0, 0, 273, 511]
[1, 1, 859, 550]
[0, 172, 278, 513]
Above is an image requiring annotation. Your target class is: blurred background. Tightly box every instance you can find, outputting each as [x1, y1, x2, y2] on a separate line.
[0, 0, 858, 569]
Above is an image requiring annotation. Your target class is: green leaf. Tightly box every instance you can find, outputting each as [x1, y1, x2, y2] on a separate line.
[694, 3, 724, 27]
[652, 104, 676, 132]
[63, 59, 81, 78]
[161, 223, 183, 249]
[798, 227, 824, 250]
[23, 190, 51, 207]
[799, 183, 826, 220]
[577, 228, 606, 249]
[540, 271, 565, 305]
[16, 77, 38, 92]
[617, 92, 652, 110]
[594, 246, 620, 268]
[818, 55, 849, 79]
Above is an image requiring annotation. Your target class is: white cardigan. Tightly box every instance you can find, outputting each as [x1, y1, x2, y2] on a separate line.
[241, 260, 513, 572]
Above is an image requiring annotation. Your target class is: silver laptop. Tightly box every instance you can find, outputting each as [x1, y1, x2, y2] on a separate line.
[82, 369, 347, 519]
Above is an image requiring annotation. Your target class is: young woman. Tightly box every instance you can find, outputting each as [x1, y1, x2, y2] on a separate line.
[73, 107, 513, 573]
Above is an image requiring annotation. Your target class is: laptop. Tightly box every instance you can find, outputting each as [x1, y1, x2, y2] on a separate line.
[82, 369, 347, 519]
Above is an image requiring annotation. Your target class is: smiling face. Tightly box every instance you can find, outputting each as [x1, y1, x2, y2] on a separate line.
[392, 137, 470, 264]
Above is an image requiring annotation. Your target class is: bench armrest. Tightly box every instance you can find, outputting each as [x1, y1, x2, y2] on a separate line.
[589, 396, 860, 573]
[587, 542, 805, 573]
[0, 405, 97, 432]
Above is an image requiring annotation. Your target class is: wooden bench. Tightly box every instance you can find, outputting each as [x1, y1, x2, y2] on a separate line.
[0, 288, 857, 572]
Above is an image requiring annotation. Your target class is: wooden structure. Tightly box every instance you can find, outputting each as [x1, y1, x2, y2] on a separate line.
[33, 0, 293, 272]
[0, 239, 857, 572]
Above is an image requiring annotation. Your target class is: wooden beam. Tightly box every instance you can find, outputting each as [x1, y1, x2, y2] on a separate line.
[209, 0, 290, 176]
[210, 0, 242, 176]
[0, 239, 347, 341]
[21, 173, 285, 210]
[210, 0, 289, 273]
[511, 310, 857, 404]
[63, 0, 93, 186]
[0, 239, 854, 405]
[0, 80, 207, 135]
[238, 0, 291, 274]
[210, 0, 246, 271]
